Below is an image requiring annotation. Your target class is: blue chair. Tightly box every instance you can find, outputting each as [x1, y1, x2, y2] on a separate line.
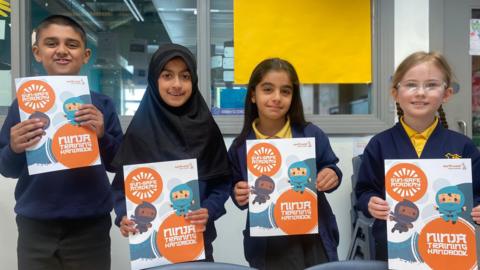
[304, 260, 387, 270]
[148, 262, 257, 270]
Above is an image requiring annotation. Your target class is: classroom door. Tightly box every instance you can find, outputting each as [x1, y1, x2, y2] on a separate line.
[431, 0, 480, 145]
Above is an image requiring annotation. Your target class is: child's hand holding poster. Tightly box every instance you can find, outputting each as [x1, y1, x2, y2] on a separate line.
[385, 159, 477, 270]
[246, 138, 317, 237]
[123, 159, 204, 270]
[15, 76, 100, 174]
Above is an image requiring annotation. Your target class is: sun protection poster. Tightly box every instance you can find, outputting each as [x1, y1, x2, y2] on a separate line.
[246, 138, 318, 237]
[123, 159, 204, 270]
[14, 76, 100, 175]
[385, 159, 477, 270]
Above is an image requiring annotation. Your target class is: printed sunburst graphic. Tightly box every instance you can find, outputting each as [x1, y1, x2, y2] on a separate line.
[131, 171, 159, 200]
[391, 167, 422, 197]
[252, 146, 278, 173]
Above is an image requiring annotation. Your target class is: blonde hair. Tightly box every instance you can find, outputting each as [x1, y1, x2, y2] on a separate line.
[392, 51, 454, 128]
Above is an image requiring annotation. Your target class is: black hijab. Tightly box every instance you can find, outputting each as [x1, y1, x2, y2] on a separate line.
[113, 44, 230, 181]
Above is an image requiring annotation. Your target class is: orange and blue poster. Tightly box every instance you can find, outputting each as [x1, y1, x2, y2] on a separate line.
[385, 159, 477, 270]
[14, 76, 100, 175]
[123, 159, 204, 270]
[246, 138, 317, 237]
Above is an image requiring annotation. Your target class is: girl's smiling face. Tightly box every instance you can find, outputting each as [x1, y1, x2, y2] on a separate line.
[251, 70, 293, 124]
[392, 61, 453, 127]
[157, 57, 193, 107]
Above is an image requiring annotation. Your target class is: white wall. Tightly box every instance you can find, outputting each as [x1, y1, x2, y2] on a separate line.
[0, 178, 17, 267]
[0, 0, 430, 269]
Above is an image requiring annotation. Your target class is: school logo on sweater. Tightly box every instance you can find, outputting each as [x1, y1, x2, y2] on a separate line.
[445, 153, 462, 159]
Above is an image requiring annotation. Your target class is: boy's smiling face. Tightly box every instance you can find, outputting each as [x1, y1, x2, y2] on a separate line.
[32, 24, 91, 75]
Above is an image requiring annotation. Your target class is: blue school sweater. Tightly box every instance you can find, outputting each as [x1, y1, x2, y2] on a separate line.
[228, 123, 342, 267]
[0, 92, 123, 219]
[355, 122, 480, 256]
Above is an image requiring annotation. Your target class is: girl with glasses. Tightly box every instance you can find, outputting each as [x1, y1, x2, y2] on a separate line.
[355, 51, 480, 260]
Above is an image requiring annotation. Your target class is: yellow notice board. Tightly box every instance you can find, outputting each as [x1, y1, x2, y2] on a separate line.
[0, 0, 11, 18]
[234, 0, 371, 84]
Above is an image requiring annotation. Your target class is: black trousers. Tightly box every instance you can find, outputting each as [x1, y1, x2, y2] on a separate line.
[263, 234, 329, 270]
[16, 214, 111, 270]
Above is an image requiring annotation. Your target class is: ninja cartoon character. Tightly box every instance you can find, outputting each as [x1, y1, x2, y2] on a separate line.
[389, 199, 419, 233]
[251, 175, 275, 204]
[29, 111, 50, 130]
[170, 184, 195, 216]
[63, 97, 84, 125]
[435, 186, 466, 224]
[130, 201, 157, 234]
[288, 161, 311, 193]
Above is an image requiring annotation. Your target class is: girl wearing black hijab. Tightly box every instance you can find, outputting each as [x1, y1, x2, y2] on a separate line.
[111, 43, 231, 261]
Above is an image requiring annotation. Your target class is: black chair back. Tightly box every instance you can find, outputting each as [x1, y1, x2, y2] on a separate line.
[347, 155, 376, 260]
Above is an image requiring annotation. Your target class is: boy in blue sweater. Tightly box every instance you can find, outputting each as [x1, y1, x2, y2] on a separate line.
[0, 15, 122, 270]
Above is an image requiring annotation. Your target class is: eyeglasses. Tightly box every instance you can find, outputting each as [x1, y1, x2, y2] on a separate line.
[396, 80, 447, 93]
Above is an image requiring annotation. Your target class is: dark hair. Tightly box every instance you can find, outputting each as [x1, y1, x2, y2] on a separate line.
[35, 15, 87, 46]
[234, 58, 307, 146]
[392, 51, 454, 129]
